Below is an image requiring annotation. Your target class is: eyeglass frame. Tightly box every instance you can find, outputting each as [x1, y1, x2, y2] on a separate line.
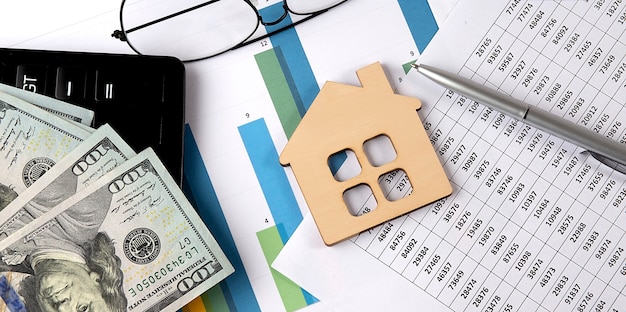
[111, 0, 348, 62]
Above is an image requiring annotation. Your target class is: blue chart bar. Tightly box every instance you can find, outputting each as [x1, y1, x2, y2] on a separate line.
[238, 118, 303, 243]
[260, 3, 320, 112]
[182, 125, 260, 312]
[397, 0, 439, 53]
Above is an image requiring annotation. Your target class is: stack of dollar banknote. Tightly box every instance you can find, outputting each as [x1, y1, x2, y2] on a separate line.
[0, 85, 233, 312]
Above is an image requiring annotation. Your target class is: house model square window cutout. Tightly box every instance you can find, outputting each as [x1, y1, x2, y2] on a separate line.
[279, 62, 452, 246]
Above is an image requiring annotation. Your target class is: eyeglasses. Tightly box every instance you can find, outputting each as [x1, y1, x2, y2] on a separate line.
[111, 0, 347, 62]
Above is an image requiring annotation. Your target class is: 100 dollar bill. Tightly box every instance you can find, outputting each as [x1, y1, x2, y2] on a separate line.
[0, 124, 136, 239]
[0, 91, 91, 209]
[0, 148, 233, 312]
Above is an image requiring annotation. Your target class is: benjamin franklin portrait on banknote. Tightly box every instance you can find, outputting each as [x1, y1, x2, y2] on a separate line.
[0, 180, 126, 312]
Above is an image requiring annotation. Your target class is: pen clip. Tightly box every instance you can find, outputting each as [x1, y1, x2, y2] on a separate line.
[586, 150, 626, 175]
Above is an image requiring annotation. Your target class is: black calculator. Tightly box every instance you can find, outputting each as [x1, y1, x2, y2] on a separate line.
[0, 48, 185, 184]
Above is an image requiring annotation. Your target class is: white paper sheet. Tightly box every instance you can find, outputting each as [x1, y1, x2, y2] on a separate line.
[0, 1, 456, 310]
[274, 0, 626, 311]
[277, 213, 452, 311]
[184, 0, 422, 309]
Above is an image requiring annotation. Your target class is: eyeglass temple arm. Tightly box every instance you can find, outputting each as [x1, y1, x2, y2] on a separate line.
[111, 0, 218, 42]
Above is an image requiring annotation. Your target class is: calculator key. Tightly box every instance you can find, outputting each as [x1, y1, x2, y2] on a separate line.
[16, 64, 47, 93]
[159, 75, 171, 103]
[95, 68, 125, 102]
[55, 66, 87, 100]
[0, 62, 6, 83]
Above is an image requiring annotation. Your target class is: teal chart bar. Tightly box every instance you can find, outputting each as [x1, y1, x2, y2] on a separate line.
[182, 125, 261, 312]
[398, 0, 439, 53]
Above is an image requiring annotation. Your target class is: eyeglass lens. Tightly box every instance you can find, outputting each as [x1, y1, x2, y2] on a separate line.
[119, 0, 346, 61]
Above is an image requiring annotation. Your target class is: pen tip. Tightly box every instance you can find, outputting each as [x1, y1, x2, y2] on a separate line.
[411, 63, 419, 69]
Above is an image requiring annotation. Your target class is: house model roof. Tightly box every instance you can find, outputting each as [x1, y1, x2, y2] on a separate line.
[280, 62, 451, 245]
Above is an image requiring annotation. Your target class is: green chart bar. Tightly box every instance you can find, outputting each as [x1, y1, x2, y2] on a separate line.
[255, 48, 302, 139]
[257, 226, 309, 311]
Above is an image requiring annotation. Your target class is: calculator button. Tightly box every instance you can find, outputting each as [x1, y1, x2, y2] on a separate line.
[55, 66, 87, 100]
[0, 62, 6, 83]
[95, 69, 119, 102]
[159, 75, 170, 103]
[16, 64, 47, 93]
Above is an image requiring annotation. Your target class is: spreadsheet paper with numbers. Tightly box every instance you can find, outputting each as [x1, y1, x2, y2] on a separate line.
[273, 0, 626, 311]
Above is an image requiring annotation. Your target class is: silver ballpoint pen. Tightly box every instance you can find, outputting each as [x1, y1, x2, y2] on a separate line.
[412, 63, 626, 174]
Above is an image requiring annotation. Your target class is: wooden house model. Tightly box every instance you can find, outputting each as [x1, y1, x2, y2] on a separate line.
[279, 62, 451, 245]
